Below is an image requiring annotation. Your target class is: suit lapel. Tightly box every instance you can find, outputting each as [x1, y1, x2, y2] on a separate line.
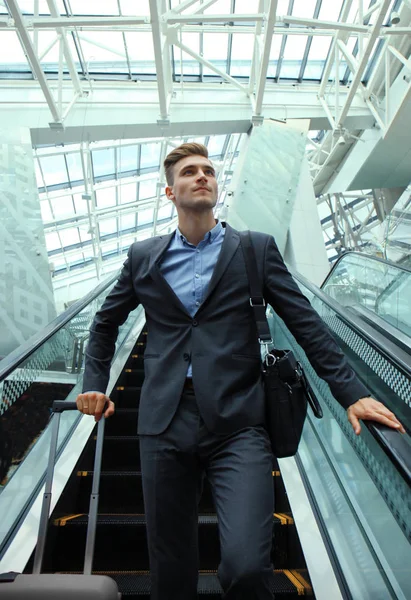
[148, 231, 192, 318]
[199, 222, 240, 309]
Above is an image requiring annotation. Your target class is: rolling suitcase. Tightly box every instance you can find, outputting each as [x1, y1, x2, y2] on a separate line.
[0, 400, 121, 599]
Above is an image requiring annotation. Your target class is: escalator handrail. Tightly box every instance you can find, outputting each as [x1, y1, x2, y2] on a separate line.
[0, 271, 120, 383]
[321, 250, 411, 291]
[290, 268, 411, 488]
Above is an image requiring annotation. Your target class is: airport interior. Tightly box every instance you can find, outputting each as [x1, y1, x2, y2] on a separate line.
[0, 0, 411, 598]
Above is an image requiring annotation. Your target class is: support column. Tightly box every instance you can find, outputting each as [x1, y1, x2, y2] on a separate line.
[224, 119, 328, 284]
[0, 127, 56, 359]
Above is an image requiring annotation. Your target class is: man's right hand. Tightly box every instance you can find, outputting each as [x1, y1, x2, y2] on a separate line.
[76, 392, 115, 422]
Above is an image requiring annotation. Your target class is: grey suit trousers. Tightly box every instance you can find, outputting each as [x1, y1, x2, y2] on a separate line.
[139, 388, 275, 600]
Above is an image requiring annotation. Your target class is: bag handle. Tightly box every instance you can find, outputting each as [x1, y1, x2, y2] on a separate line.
[239, 231, 272, 348]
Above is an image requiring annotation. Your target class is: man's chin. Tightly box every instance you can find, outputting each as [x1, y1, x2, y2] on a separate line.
[183, 198, 217, 211]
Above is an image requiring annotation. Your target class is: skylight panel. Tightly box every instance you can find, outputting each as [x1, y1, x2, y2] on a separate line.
[230, 33, 254, 77]
[158, 204, 173, 220]
[119, 145, 139, 174]
[120, 213, 137, 231]
[207, 135, 227, 157]
[59, 228, 80, 247]
[66, 152, 84, 184]
[79, 228, 92, 243]
[202, 33, 229, 77]
[281, 35, 309, 79]
[76, 32, 129, 73]
[138, 207, 154, 226]
[40, 155, 68, 187]
[291, 0, 317, 19]
[65, 0, 120, 15]
[51, 197, 74, 219]
[174, 32, 201, 77]
[45, 231, 61, 252]
[203, 0, 231, 14]
[318, 0, 344, 21]
[0, 32, 31, 71]
[33, 31, 61, 66]
[125, 32, 156, 74]
[120, 0, 150, 15]
[96, 187, 117, 209]
[305, 35, 332, 80]
[139, 179, 157, 200]
[140, 143, 161, 170]
[92, 148, 115, 179]
[16, 1, 51, 14]
[99, 217, 118, 236]
[119, 182, 137, 204]
[40, 200, 53, 223]
[267, 35, 284, 77]
[73, 194, 88, 216]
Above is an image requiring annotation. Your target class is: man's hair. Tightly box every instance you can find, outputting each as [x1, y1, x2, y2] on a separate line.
[164, 142, 209, 186]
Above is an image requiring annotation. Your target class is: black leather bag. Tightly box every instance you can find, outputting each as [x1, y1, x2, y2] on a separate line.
[239, 232, 322, 458]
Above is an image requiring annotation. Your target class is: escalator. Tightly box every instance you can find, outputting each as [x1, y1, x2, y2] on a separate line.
[0, 251, 410, 599]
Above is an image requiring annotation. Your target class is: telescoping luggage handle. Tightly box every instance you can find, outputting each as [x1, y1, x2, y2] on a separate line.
[33, 400, 106, 576]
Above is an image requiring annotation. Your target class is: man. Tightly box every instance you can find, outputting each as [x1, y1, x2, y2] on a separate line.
[77, 142, 405, 600]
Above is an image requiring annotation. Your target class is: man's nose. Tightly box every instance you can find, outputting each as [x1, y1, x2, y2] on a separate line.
[196, 170, 208, 180]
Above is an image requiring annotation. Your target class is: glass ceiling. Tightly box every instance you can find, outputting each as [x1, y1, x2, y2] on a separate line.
[1, 0, 407, 293]
[36, 134, 240, 281]
[0, 0, 401, 84]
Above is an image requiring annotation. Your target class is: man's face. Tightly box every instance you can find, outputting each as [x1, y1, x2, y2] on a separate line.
[165, 154, 218, 212]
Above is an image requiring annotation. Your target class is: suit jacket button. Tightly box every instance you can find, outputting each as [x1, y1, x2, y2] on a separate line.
[183, 353, 189, 361]
[192, 320, 198, 327]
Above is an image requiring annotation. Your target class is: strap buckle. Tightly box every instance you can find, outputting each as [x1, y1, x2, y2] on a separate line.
[250, 297, 266, 307]
[259, 338, 273, 358]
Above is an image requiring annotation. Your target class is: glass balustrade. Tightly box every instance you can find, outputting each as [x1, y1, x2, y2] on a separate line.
[0, 280, 143, 554]
[322, 253, 411, 339]
[266, 273, 411, 599]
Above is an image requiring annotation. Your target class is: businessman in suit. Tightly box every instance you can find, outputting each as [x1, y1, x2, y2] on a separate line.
[77, 142, 405, 600]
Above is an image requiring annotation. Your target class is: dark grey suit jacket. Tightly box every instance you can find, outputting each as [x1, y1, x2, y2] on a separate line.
[82, 222, 369, 435]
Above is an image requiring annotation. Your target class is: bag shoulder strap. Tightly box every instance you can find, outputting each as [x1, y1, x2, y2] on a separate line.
[239, 231, 272, 343]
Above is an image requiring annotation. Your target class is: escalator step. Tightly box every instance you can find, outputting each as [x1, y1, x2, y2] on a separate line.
[117, 369, 146, 387]
[80, 437, 140, 471]
[103, 409, 139, 436]
[61, 570, 310, 597]
[115, 387, 142, 408]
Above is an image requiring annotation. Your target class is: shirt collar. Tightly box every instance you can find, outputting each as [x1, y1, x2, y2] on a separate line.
[177, 220, 223, 246]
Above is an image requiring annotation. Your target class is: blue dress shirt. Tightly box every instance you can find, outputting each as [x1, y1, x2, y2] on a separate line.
[159, 221, 225, 378]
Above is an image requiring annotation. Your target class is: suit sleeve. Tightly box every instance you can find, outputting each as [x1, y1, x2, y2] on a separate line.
[262, 236, 369, 409]
[82, 245, 140, 394]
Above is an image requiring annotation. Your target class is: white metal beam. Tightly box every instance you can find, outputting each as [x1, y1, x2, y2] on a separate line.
[254, 0, 278, 117]
[149, 0, 170, 122]
[282, 14, 369, 34]
[336, 0, 392, 129]
[46, 0, 83, 96]
[166, 0, 201, 15]
[5, 0, 61, 123]
[249, 0, 265, 96]
[167, 13, 265, 23]
[319, 0, 355, 97]
[337, 40, 359, 74]
[22, 16, 149, 27]
[192, 0, 220, 14]
[171, 34, 249, 94]
[0, 82, 375, 145]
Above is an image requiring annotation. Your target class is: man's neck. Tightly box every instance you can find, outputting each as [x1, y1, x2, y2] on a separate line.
[177, 211, 218, 246]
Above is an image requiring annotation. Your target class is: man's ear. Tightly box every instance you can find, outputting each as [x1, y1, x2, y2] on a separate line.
[165, 186, 175, 204]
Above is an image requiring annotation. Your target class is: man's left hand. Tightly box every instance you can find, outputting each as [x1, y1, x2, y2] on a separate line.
[347, 397, 406, 435]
